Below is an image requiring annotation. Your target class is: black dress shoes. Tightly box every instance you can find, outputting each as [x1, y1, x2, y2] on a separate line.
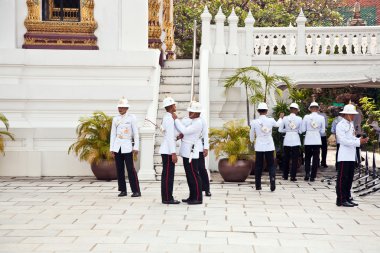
[162, 199, 180, 204]
[131, 192, 141, 197]
[256, 186, 262, 190]
[118, 191, 127, 197]
[290, 177, 297, 182]
[304, 176, 310, 181]
[341, 201, 355, 207]
[348, 200, 359, 206]
[187, 200, 202, 205]
[337, 200, 355, 207]
[321, 164, 328, 168]
[182, 198, 190, 203]
[282, 176, 288, 180]
[310, 178, 315, 182]
[205, 191, 212, 197]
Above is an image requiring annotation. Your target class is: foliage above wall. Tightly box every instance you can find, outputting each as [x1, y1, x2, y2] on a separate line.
[174, 0, 344, 58]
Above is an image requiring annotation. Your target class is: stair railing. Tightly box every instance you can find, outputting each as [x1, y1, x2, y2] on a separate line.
[190, 19, 197, 102]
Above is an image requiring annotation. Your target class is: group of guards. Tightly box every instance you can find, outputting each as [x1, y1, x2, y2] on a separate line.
[109, 97, 369, 207]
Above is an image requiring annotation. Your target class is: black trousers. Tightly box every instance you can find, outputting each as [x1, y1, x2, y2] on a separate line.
[304, 145, 321, 179]
[114, 150, 140, 193]
[335, 144, 340, 170]
[320, 136, 328, 166]
[282, 146, 300, 179]
[336, 161, 355, 204]
[198, 152, 210, 192]
[161, 154, 175, 202]
[183, 157, 202, 202]
[255, 151, 276, 188]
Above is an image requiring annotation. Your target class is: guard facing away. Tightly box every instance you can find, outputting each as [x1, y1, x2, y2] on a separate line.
[110, 97, 141, 198]
[336, 103, 368, 207]
[278, 103, 302, 181]
[173, 101, 203, 205]
[250, 102, 284, 191]
[197, 116, 211, 197]
[318, 108, 328, 168]
[159, 97, 181, 204]
[302, 102, 325, 182]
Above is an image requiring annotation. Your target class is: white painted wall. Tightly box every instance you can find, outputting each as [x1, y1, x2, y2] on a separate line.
[0, 0, 161, 178]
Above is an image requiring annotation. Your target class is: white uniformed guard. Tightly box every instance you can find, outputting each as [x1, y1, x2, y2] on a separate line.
[110, 97, 141, 197]
[331, 107, 344, 169]
[159, 97, 181, 204]
[250, 102, 284, 191]
[173, 101, 203, 204]
[196, 116, 211, 196]
[336, 103, 368, 207]
[318, 108, 329, 168]
[301, 102, 325, 181]
[278, 103, 302, 181]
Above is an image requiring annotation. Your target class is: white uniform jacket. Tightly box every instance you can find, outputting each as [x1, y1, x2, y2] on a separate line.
[336, 118, 360, 162]
[195, 117, 209, 152]
[175, 117, 203, 159]
[250, 115, 282, 152]
[301, 112, 325, 145]
[278, 113, 302, 147]
[110, 113, 139, 153]
[159, 112, 178, 155]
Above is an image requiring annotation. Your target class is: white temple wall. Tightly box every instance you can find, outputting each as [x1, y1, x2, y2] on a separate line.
[0, 0, 161, 177]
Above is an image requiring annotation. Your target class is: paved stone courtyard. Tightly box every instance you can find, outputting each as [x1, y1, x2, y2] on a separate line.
[0, 173, 380, 253]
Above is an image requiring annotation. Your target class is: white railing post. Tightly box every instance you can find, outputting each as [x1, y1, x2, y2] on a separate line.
[227, 7, 239, 55]
[245, 10, 255, 56]
[201, 6, 212, 51]
[214, 7, 226, 54]
[296, 9, 307, 56]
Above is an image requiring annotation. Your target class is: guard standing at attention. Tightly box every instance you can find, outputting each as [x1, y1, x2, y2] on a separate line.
[110, 97, 141, 197]
[336, 103, 368, 207]
[173, 101, 203, 205]
[301, 102, 325, 182]
[250, 102, 284, 191]
[278, 103, 302, 181]
[197, 116, 211, 197]
[159, 97, 181, 204]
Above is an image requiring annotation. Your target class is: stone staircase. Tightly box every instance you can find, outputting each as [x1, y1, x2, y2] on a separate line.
[154, 59, 199, 180]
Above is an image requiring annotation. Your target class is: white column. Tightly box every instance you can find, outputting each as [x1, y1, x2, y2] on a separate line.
[201, 6, 212, 51]
[214, 7, 226, 54]
[0, 0, 16, 48]
[245, 10, 255, 56]
[138, 128, 156, 180]
[227, 8, 239, 55]
[121, 0, 149, 51]
[296, 9, 307, 56]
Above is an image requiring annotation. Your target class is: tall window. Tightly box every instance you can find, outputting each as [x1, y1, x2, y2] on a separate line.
[42, 0, 81, 22]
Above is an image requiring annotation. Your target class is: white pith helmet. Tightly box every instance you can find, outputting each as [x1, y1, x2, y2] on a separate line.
[162, 97, 176, 108]
[308, 102, 319, 110]
[187, 101, 202, 113]
[117, 97, 130, 108]
[257, 102, 269, 110]
[289, 103, 299, 110]
[340, 104, 358, 115]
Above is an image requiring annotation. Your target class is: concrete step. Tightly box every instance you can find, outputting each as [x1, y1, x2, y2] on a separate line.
[164, 59, 199, 69]
[162, 68, 200, 77]
[161, 76, 199, 85]
[160, 84, 199, 93]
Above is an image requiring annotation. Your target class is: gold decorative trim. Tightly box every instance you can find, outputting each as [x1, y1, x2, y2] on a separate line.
[23, 0, 98, 49]
[148, 0, 162, 49]
[163, 0, 175, 59]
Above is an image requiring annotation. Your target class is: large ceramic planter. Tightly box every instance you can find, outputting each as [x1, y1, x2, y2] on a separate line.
[91, 160, 117, 181]
[218, 158, 252, 182]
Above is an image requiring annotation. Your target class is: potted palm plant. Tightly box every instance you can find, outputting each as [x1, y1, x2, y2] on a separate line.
[209, 120, 254, 182]
[68, 111, 117, 180]
[0, 113, 15, 155]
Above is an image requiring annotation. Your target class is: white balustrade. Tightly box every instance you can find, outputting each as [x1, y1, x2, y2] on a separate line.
[201, 7, 380, 57]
